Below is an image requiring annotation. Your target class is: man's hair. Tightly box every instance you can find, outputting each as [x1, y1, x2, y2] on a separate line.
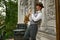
[36, 2, 44, 8]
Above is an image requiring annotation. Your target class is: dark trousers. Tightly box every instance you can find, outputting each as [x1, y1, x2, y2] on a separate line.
[24, 24, 38, 40]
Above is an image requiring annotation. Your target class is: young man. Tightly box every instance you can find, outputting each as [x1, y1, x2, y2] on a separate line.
[24, 2, 44, 40]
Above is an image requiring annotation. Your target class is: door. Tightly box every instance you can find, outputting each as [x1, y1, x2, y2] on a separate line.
[56, 0, 60, 40]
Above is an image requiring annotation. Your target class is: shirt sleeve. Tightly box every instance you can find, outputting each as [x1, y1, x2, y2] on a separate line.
[31, 13, 42, 21]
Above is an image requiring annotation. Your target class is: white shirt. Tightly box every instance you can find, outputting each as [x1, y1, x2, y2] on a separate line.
[31, 11, 42, 21]
[27, 11, 42, 26]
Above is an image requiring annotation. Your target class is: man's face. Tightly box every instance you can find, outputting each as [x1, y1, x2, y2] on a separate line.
[36, 6, 41, 11]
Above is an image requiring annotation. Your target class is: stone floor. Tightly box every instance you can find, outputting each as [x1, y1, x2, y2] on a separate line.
[5, 38, 50, 40]
[5, 37, 52, 40]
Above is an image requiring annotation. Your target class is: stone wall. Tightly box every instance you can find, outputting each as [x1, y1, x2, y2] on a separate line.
[42, 0, 56, 35]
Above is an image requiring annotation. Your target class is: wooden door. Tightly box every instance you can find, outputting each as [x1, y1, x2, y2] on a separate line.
[56, 0, 60, 40]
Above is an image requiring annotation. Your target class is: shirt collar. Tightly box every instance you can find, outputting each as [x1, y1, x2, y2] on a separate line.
[36, 10, 41, 13]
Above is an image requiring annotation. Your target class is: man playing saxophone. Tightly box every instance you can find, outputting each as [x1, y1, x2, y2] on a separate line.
[24, 2, 44, 40]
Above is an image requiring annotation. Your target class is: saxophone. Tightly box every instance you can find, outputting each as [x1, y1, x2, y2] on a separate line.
[24, 9, 32, 24]
[24, 14, 29, 24]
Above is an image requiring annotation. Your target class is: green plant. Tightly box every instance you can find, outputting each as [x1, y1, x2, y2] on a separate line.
[0, 0, 18, 39]
[5, 0, 18, 38]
